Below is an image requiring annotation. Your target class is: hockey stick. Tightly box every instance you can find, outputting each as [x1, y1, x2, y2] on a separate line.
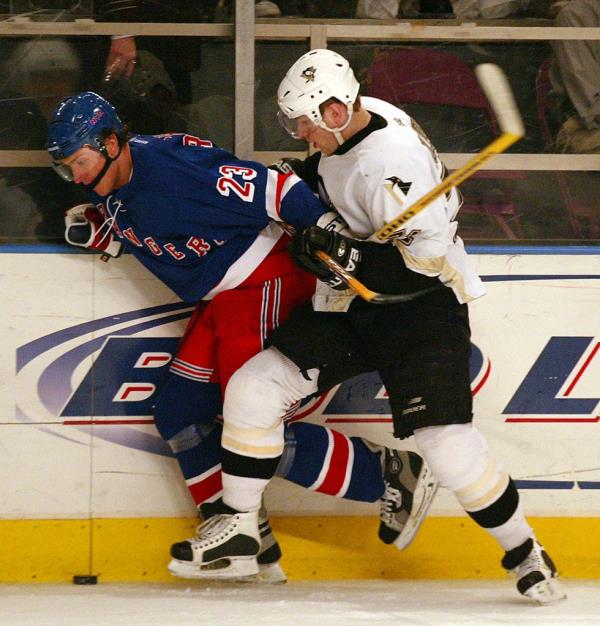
[301, 64, 523, 303]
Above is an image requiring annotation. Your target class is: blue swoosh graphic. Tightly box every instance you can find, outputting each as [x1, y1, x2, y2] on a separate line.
[17, 302, 191, 372]
[37, 311, 192, 415]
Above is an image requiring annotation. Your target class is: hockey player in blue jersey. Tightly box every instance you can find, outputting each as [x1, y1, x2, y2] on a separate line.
[46, 92, 438, 582]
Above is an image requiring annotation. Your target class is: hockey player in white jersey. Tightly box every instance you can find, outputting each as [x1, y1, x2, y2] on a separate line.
[173, 49, 565, 604]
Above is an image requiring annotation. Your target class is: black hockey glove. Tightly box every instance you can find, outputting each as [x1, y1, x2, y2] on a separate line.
[289, 225, 362, 290]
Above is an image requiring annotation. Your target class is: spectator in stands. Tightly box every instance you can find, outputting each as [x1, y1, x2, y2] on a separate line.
[2, 38, 81, 122]
[0, 38, 87, 241]
[356, 0, 404, 17]
[99, 49, 187, 135]
[450, 0, 529, 18]
[255, 1, 283, 16]
[96, 2, 216, 106]
[355, 0, 552, 17]
[549, 0, 600, 153]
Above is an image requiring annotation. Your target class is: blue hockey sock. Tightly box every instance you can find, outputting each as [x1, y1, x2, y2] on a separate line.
[278, 422, 384, 502]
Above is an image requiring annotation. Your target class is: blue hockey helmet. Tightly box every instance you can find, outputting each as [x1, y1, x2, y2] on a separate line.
[46, 91, 123, 162]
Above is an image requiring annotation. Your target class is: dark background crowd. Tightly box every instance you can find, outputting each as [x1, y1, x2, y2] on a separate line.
[0, 0, 597, 243]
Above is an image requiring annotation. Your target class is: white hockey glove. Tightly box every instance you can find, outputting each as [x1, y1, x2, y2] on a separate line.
[316, 211, 352, 236]
[64, 203, 123, 260]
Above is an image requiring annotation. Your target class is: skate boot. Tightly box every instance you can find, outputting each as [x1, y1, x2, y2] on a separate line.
[168, 501, 260, 580]
[169, 500, 286, 583]
[378, 449, 439, 550]
[502, 537, 566, 604]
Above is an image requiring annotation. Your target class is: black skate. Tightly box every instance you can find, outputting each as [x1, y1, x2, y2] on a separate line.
[378, 449, 439, 550]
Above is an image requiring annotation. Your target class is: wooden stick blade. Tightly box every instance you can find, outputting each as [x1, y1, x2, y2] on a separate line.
[475, 63, 525, 138]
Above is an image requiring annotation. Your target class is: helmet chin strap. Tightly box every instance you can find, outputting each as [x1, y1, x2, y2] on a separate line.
[81, 143, 123, 191]
[319, 104, 354, 146]
[333, 130, 345, 146]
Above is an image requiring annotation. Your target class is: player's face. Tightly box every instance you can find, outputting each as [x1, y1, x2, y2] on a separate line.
[302, 124, 339, 155]
[55, 146, 104, 183]
[286, 115, 337, 156]
[54, 143, 117, 195]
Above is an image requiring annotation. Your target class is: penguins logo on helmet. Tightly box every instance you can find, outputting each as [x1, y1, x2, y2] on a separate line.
[300, 66, 317, 83]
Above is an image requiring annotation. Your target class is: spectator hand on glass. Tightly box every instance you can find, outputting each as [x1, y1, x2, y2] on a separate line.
[104, 36, 137, 81]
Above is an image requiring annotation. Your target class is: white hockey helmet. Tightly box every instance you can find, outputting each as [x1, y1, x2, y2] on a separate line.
[277, 49, 360, 142]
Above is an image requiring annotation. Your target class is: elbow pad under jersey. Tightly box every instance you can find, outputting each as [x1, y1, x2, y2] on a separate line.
[355, 241, 452, 297]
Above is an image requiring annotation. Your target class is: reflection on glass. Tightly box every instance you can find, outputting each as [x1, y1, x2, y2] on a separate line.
[0, 167, 87, 243]
[7, 0, 93, 21]
[255, 42, 309, 151]
[366, 45, 498, 153]
[331, 41, 568, 154]
[3, 1, 222, 22]
[0, 36, 234, 147]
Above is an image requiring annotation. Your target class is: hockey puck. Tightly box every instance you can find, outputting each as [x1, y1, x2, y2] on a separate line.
[73, 575, 98, 585]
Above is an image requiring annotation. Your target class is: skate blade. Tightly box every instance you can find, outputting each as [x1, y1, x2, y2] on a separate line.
[393, 469, 439, 551]
[208, 562, 287, 585]
[524, 578, 567, 605]
[255, 562, 287, 584]
[168, 556, 259, 581]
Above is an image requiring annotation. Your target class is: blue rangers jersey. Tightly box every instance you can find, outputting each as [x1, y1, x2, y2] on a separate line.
[90, 133, 327, 302]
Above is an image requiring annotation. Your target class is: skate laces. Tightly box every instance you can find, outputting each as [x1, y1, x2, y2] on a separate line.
[194, 514, 233, 541]
[515, 542, 550, 578]
[96, 194, 123, 245]
[380, 485, 403, 524]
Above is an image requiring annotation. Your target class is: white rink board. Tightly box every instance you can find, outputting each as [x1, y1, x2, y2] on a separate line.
[1, 251, 600, 519]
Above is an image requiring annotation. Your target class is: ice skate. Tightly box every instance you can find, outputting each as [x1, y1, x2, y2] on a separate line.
[169, 502, 286, 583]
[378, 449, 439, 550]
[168, 502, 260, 580]
[502, 537, 566, 604]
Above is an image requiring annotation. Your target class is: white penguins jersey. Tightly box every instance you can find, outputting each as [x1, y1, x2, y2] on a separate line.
[315, 96, 486, 310]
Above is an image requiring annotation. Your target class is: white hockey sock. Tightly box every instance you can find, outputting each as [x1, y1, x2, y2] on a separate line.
[414, 423, 534, 551]
[222, 472, 266, 512]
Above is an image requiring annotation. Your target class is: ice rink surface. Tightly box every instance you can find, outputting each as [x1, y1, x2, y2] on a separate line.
[1, 580, 599, 626]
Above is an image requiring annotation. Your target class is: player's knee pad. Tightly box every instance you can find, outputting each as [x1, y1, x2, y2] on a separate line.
[414, 423, 509, 513]
[222, 347, 319, 459]
[153, 373, 222, 441]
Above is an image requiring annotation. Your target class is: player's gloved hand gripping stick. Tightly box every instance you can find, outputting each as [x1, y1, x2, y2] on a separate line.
[309, 63, 525, 304]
